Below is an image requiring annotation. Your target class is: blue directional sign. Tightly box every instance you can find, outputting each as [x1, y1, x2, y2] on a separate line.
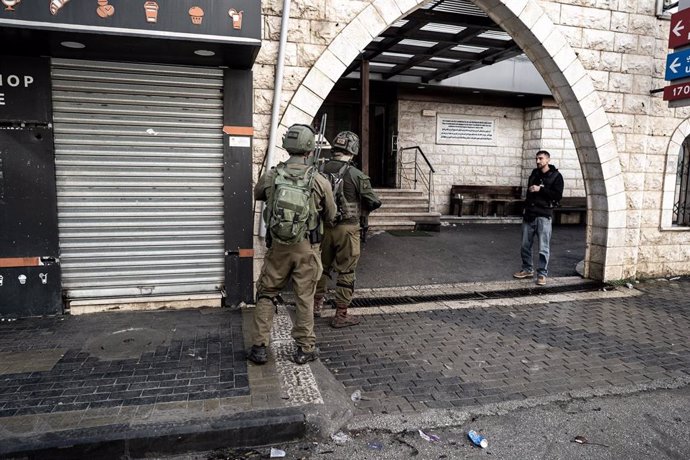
[666, 48, 690, 81]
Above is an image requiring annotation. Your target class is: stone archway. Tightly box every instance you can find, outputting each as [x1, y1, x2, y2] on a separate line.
[279, 0, 627, 281]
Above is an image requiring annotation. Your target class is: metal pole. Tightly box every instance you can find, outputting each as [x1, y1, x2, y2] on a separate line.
[360, 58, 370, 175]
[260, 0, 291, 238]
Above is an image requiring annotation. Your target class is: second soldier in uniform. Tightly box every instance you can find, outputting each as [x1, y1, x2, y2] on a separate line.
[315, 131, 381, 327]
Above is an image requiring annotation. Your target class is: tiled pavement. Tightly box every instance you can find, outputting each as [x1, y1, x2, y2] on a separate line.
[1, 277, 689, 457]
[0, 309, 249, 418]
[316, 279, 690, 415]
[0, 308, 302, 457]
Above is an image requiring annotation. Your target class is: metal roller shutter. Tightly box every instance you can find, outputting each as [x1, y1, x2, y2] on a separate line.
[51, 58, 225, 300]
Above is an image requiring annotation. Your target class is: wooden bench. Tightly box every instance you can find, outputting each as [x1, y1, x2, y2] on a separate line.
[449, 185, 523, 217]
[553, 196, 587, 225]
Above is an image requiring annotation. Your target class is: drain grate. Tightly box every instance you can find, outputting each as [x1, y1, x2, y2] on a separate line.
[350, 281, 606, 308]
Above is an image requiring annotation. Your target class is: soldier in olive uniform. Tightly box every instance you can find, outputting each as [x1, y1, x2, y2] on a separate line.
[315, 131, 381, 328]
[248, 124, 337, 365]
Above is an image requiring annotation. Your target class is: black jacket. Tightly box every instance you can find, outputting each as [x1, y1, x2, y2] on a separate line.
[523, 164, 564, 219]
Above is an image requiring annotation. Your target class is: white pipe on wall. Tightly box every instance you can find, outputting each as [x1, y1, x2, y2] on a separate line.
[259, 0, 291, 238]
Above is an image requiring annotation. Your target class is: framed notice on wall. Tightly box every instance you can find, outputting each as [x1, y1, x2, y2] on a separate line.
[436, 114, 496, 146]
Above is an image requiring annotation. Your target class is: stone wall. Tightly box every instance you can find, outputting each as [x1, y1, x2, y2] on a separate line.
[540, 1, 689, 278]
[397, 99, 525, 212]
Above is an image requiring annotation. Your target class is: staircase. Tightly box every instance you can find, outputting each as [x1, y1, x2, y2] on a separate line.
[368, 188, 441, 232]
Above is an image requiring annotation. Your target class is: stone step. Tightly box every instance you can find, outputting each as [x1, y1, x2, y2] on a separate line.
[369, 188, 437, 231]
[367, 220, 416, 231]
[379, 203, 430, 213]
[374, 189, 427, 199]
[369, 212, 441, 223]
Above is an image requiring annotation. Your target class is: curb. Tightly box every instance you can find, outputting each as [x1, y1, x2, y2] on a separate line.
[0, 408, 305, 459]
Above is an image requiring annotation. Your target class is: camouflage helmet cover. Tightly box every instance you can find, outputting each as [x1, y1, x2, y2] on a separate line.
[332, 131, 359, 156]
[282, 124, 316, 154]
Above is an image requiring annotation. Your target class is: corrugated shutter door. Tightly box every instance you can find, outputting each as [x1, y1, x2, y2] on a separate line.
[51, 58, 225, 300]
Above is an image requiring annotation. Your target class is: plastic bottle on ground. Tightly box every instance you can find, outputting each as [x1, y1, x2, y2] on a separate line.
[468, 430, 488, 448]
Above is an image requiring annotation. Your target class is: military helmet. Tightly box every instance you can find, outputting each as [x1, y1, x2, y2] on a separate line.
[282, 124, 316, 154]
[332, 131, 359, 156]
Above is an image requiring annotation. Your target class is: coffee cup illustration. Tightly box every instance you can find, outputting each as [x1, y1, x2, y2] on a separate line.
[144, 1, 159, 23]
[228, 9, 243, 29]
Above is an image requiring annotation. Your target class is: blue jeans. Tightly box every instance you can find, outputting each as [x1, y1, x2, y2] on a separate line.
[520, 217, 552, 277]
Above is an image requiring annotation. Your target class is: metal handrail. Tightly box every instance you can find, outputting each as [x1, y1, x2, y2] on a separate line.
[398, 146, 435, 212]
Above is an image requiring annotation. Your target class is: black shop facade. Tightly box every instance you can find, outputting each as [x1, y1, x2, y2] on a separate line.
[0, 0, 259, 317]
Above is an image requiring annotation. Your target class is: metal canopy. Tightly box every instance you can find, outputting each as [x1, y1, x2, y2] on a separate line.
[345, 0, 522, 83]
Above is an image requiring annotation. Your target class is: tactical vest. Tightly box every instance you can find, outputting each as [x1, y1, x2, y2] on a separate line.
[319, 160, 360, 223]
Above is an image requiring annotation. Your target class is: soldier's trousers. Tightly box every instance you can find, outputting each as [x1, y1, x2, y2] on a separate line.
[252, 239, 323, 352]
[316, 223, 360, 306]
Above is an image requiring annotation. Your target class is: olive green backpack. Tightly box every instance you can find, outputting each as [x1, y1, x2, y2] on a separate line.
[266, 163, 318, 244]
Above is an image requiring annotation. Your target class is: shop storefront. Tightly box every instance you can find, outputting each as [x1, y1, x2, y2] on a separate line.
[0, 1, 259, 316]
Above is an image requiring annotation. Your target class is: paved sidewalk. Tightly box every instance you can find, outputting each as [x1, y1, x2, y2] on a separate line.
[1, 277, 689, 457]
[316, 278, 690, 421]
[0, 308, 311, 458]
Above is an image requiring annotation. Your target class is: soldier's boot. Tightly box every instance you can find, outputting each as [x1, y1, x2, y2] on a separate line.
[247, 345, 268, 365]
[313, 295, 324, 318]
[330, 303, 360, 328]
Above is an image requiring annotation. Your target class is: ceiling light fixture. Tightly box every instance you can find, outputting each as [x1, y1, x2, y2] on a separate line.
[60, 41, 85, 49]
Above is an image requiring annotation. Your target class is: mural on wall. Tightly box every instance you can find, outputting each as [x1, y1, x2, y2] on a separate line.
[0, 1, 259, 39]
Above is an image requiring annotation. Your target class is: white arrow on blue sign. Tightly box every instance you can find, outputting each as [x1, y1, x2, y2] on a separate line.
[665, 48, 690, 81]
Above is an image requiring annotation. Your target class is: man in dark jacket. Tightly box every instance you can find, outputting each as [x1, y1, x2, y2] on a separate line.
[513, 150, 564, 286]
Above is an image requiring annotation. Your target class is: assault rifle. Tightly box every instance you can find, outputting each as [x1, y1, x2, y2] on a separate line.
[307, 113, 328, 245]
[359, 214, 369, 245]
[312, 113, 327, 166]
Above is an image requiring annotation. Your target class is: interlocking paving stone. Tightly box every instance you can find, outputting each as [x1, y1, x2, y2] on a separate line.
[0, 309, 249, 416]
[317, 280, 690, 415]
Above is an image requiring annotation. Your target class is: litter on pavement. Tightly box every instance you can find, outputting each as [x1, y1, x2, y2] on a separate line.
[331, 431, 350, 445]
[419, 429, 441, 442]
[269, 447, 286, 458]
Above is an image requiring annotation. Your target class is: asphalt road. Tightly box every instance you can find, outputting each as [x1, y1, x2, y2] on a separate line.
[190, 386, 690, 460]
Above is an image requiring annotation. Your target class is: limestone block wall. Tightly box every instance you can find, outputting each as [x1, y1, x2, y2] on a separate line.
[397, 99, 524, 213]
[540, 1, 690, 277]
